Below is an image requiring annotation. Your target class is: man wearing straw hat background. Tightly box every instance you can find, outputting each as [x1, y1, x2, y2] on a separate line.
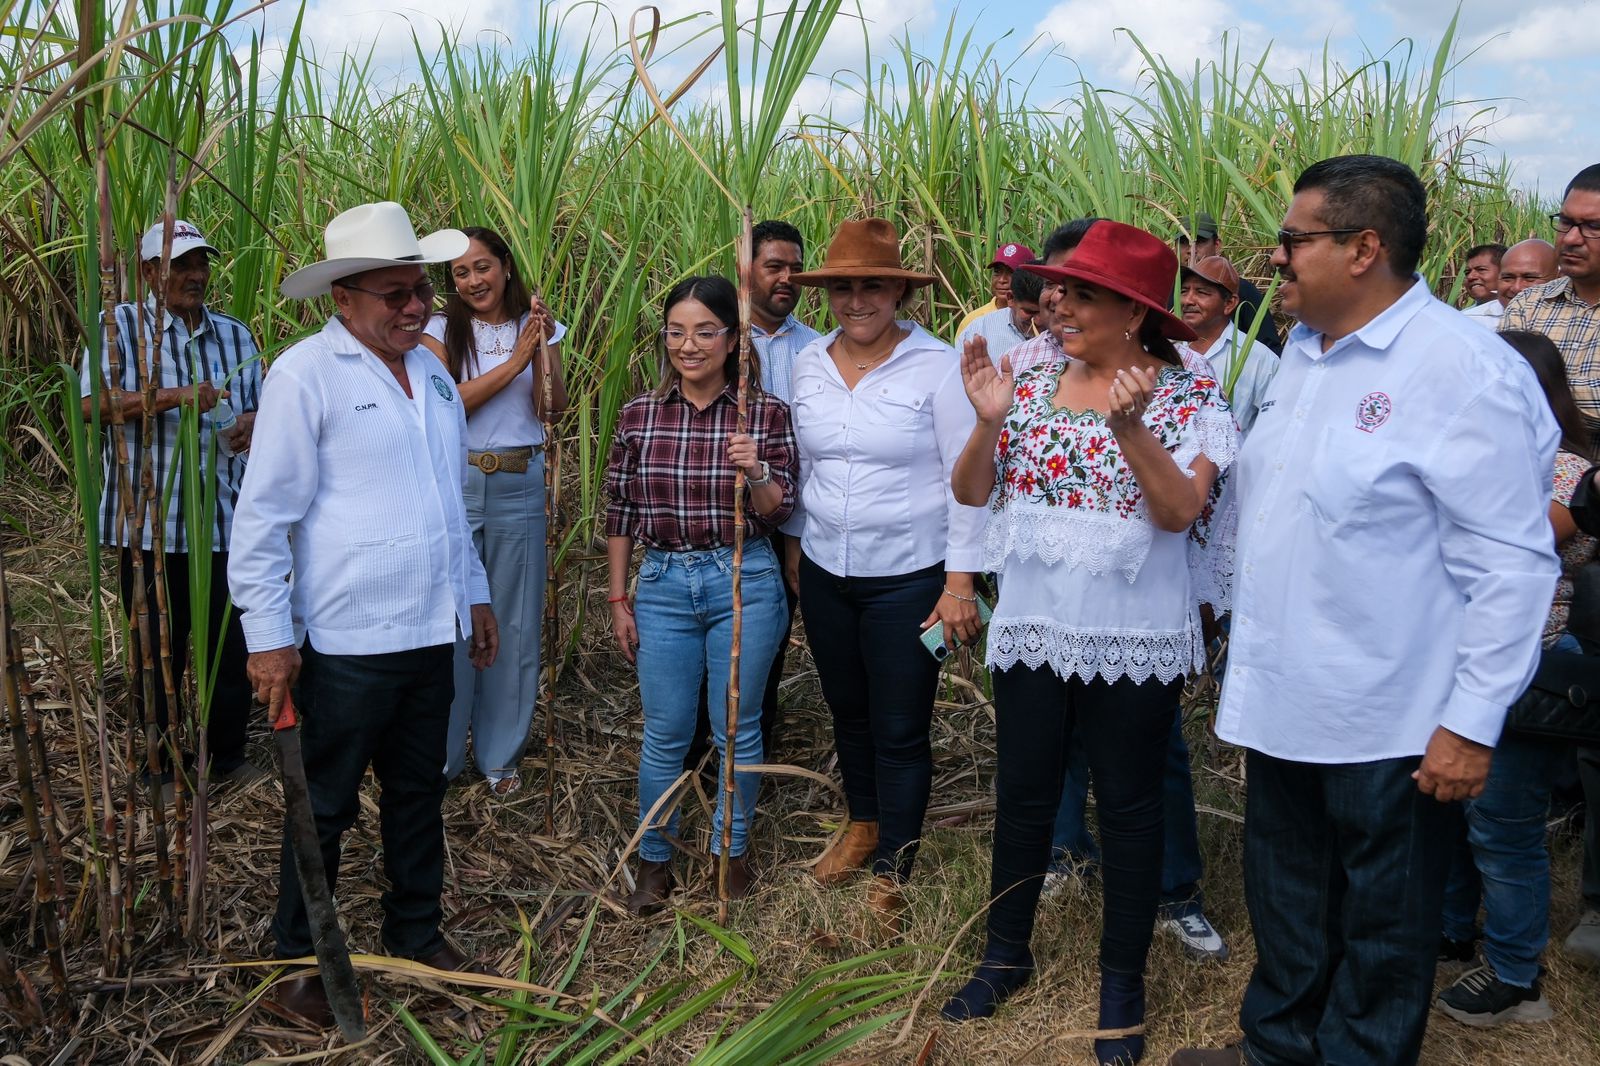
[229, 201, 498, 1024]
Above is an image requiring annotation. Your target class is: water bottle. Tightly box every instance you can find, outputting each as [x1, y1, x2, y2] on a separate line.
[209, 396, 237, 457]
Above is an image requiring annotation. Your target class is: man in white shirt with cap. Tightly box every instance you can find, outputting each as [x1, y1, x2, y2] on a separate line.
[229, 202, 498, 1025]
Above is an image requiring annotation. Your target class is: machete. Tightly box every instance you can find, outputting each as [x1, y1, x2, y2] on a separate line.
[274, 692, 367, 1041]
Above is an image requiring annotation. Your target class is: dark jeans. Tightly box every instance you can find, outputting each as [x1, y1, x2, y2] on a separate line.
[988, 663, 1177, 973]
[1240, 751, 1453, 1066]
[272, 641, 453, 960]
[1441, 733, 1565, 986]
[1581, 744, 1600, 912]
[117, 548, 251, 772]
[1051, 707, 1207, 914]
[687, 534, 798, 767]
[799, 554, 943, 882]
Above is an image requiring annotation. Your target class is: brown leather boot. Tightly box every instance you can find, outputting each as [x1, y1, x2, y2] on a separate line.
[270, 970, 332, 1028]
[718, 854, 755, 900]
[864, 875, 907, 940]
[813, 820, 879, 885]
[625, 859, 675, 916]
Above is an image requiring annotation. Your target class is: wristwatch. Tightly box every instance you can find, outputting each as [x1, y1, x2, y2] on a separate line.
[746, 460, 772, 487]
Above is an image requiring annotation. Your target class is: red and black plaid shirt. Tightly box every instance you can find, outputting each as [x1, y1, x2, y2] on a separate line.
[604, 383, 798, 550]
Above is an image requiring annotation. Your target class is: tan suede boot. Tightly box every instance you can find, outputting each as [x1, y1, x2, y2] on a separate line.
[812, 820, 879, 885]
[864, 875, 907, 941]
[625, 860, 675, 917]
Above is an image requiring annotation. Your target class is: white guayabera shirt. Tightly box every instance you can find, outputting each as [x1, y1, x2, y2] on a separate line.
[1217, 278, 1559, 761]
[787, 322, 986, 575]
[229, 316, 490, 656]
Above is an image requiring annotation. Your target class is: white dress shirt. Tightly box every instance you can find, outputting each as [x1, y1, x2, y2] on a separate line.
[230, 317, 491, 656]
[1463, 300, 1504, 325]
[789, 323, 986, 575]
[1177, 322, 1279, 435]
[1216, 278, 1559, 761]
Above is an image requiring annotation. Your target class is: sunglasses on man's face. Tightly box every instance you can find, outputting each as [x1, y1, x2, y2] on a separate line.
[339, 280, 437, 309]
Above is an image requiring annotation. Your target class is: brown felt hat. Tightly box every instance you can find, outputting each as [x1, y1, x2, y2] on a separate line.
[790, 219, 937, 288]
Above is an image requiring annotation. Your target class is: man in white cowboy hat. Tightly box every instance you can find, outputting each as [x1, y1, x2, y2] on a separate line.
[80, 217, 266, 796]
[228, 201, 498, 1025]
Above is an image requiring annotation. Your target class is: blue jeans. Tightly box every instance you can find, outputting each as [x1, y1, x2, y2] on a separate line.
[633, 540, 786, 862]
[1052, 708, 1206, 915]
[1240, 751, 1453, 1066]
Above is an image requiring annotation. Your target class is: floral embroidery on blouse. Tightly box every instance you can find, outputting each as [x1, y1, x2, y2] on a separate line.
[982, 355, 1237, 589]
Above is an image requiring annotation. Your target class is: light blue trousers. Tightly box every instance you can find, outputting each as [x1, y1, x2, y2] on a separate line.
[446, 452, 546, 784]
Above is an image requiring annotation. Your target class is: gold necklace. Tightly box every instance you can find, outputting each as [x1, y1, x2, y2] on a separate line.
[840, 333, 898, 371]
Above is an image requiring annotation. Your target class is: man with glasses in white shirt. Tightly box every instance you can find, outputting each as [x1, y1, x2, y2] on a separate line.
[1170, 156, 1558, 1066]
[230, 202, 499, 1027]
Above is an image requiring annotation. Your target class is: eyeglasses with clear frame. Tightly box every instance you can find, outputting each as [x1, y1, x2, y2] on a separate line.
[660, 327, 733, 349]
[1552, 214, 1600, 241]
[337, 280, 437, 309]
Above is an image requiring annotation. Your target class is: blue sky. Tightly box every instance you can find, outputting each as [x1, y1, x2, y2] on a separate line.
[239, 0, 1596, 196]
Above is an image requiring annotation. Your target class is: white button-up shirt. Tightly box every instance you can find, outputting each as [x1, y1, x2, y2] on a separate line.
[788, 322, 986, 575]
[229, 317, 491, 656]
[1216, 278, 1559, 761]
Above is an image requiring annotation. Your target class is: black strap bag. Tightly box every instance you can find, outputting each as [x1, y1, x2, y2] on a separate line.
[1503, 561, 1600, 745]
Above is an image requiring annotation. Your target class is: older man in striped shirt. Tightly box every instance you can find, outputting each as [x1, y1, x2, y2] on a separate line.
[80, 219, 264, 793]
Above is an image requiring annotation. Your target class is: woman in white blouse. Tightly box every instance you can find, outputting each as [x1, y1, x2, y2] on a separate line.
[943, 221, 1236, 1066]
[421, 227, 566, 796]
[784, 219, 986, 934]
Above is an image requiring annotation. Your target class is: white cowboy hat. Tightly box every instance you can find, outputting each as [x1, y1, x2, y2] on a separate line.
[281, 201, 468, 299]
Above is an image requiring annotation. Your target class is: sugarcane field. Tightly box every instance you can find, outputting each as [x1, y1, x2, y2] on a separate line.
[5, 0, 1600, 1063]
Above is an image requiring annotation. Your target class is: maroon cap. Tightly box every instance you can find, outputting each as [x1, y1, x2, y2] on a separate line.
[990, 242, 1036, 270]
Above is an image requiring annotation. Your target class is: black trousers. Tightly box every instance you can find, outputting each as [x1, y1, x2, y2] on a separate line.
[687, 534, 798, 767]
[117, 548, 251, 772]
[272, 641, 453, 960]
[988, 663, 1178, 973]
[799, 554, 944, 882]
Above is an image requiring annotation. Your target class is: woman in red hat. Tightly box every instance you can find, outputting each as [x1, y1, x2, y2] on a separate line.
[943, 220, 1237, 1064]
[784, 219, 987, 934]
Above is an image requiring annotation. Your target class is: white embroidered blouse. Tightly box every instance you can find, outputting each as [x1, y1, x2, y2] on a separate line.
[984, 355, 1238, 684]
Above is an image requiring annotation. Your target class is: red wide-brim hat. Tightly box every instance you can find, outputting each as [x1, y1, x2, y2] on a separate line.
[1020, 220, 1198, 341]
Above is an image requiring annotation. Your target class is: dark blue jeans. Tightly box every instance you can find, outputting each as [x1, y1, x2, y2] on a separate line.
[1240, 750, 1453, 1066]
[1051, 707, 1206, 914]
[272, 641, 453, 960]
[1441, 732, 1564, 986]
[989, 663, 1178, 972]
[799, 554, 943, 882]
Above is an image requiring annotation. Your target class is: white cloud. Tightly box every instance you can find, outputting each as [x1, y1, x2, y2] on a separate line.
[1032, 0, 1269, 85]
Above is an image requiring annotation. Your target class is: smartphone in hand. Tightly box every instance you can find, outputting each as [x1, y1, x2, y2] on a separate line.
[918, 598, 993, 661]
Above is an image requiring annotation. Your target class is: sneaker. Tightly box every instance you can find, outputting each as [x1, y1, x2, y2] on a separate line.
[1435, 963, 1553, 1027]
[1565, 909, 1600, 969]
[1437, 934, 1478, 967]
[1159, 909, 1229, 961]
[1040, 856, 1096, 900]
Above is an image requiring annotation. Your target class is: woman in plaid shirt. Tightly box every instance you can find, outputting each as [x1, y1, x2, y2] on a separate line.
[604, 275, 799, 915]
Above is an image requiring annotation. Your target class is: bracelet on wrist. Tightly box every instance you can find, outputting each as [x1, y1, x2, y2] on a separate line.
[942, 586, 979, 603]
[607, 595, 628, 604]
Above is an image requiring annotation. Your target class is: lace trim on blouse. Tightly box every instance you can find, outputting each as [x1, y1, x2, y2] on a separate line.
[986, 617, 1206, 685]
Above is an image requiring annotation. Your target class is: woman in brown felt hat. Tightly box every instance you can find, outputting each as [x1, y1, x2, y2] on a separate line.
[943, 220, 1238, 1064]
[782, 218, 987, 934]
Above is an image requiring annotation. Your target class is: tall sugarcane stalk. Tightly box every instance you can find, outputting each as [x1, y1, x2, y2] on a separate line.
[718, 209, 755, 921]
[536, 305, 562, 836]
[0, 553, 73, 1019]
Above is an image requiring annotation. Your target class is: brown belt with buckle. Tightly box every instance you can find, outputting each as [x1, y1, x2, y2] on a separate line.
[468, 445, 538, 474]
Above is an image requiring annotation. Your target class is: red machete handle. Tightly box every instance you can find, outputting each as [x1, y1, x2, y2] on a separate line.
[274, 691, 298, 731]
